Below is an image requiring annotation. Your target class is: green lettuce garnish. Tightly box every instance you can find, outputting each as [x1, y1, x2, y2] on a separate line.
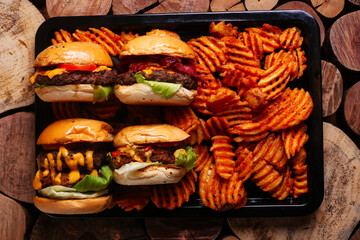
[93, 85, 114, 102]
[135, 71, 181, 99]
[175, 146, 198, 172]
[33, 83, 47, 88]
[38, 186, 108, 200]
[72, 165, 113, 192]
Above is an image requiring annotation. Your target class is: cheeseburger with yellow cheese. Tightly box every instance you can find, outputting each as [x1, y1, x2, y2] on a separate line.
[30, 42, 117, 102]
[115, 35, 198, 106]
[33, 118, 114, 214]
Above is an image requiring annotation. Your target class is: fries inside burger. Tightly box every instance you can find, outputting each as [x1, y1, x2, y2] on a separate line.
[110, 124, 198, 185]
[115, 34, 198, 106]
[33, 118, 114, 214]
[30, 42, 117, 102]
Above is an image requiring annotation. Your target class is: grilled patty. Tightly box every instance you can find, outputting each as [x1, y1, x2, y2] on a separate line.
[35, 69, 117, 86]
[116, 69, 198, 90]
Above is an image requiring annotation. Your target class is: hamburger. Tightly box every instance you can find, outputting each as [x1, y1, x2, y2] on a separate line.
[30, 42, 117, 102]
[110, 124, 198, 185]
[115, 35, 198, 106]
[33, 118, 114, 214]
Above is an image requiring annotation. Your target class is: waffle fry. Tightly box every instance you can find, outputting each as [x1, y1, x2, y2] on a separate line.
[230, 121, 269, 143]
[204, 116, 230, 138]
[188, 119, 208, 145]
[282, 123, 309, 159]
[234, 146, 254, 182]
[253, 133, 288, 170]
[210, 135, 236, 180]
[206, 87, 243, 114]
[292, 48, 307, 80]
[151, 170, 197, 210]
[112, 185, 152, 211]
[188, 36, 227, 72]
[231, 63, 264, 78]
[215, 101, 252, 129]
[252, 157, 283, 192]
[270, 165, 293, 200]
[243, 87, 269, 112]
[199, 159, 247, 211]
[51, 29, 74, 45]
[195, 63, 221, 89]
[245, 24, 282, 53]
[194, 144, 211, 172]
[291, 148, 308, 198]
[164, 106, 201, 133]
[279, 27, 303, 51]
[255, 88, 313, 131]
[221, 36, 260, 67]
[210, 21, 239, 38]
[191, 87, 216, 116]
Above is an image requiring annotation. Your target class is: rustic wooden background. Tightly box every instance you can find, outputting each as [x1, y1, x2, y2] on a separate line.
[0, 0, 359, 239]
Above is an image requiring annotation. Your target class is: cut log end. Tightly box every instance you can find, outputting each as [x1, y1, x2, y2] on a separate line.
[344, 81, 360, 135]
[245, 0, 278, 10]
[46, 0, 112, 17]
[311, 0, 345, 18]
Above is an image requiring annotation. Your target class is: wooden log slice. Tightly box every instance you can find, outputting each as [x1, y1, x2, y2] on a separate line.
[30, 214, 147, 240]
[46, 0, 111, 17]
[210, 0, 245, 11]
[344, 81, 360, 135]
[321, 60, 343, 117]
[0, 0, 44, 114]
[329, 10, 360, 71]
[311, 0, 344, 18]
[0, 112, 35, 203]
[276, 1, 325, 46]
[348, 0, 360, 5]
[244, 0, 278, 10]
[145, 0, 209, 13]
[145, 218, 223, 240]
[228, 122, 360, 240]
[0, 193, 30, 240]
[112, 0, 157, 14]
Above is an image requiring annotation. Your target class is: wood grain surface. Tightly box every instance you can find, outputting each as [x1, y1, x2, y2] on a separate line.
[311, 0, 345, 18]
[0, 193, 30, 240]
[228, 122, 360, 240]
[30, 214, 147, 240]
[112, 0, 157, 14]
[344, 81, 360, 135]
[329, 10, 360, 71]
[210, 0, 245, 11]
[145, 218, 223, 240]
[0, 0, 44, 114]
[145, 0, 210, 13]
[244, 0, 278, 10]
[0, 112, 35, 203]
[276, 1, 325, 46]
[321, 60, 343, 117]
[46, 0, 112, 17]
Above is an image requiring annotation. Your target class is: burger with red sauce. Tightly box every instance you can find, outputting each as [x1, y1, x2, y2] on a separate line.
[33, 118, 114, 214]
[110, 124, 198, 185]
[115, 34, 198, 106]
[30, 42, 117, 102]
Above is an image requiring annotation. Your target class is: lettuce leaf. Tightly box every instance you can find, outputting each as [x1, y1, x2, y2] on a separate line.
[93, 85, 114, 102]
[38, 186, 108, 200]
[72, 165, 113, 192]
[33, 83, 47, 88]
[135, 71, 181, 99]
[175, 146, 198, 172]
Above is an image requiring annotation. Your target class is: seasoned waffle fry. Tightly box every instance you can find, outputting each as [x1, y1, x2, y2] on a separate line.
[215, 102, 252, 129]
[292, 48, 307, 80]
[194, 144, 211, 172]
[188, 36, 227, 72]
[270, 165, 293, 200]
[210, 135, 236, 180]
[195, 63, 221, 89]
[253, 133, 288, 170]
[164, 106, 201, 133]
[230, 121, 269, 143]
[204, 116, 230, 138]
[220, 37, 260, 67]
[151, 170, 197, 210]
[188, 119, 208, 145]
[231, 63, 264, 78]
[199, 159, 247, 211]
[255, 88, 313, 131]
[234, 146, 254, 182]
[243, 87, 268, 112]
[206, 87, 242, 113]
[113, 185, 152, 211]
[291, 148, 308, 198]
[279, 27, 303, 51]
[245, 24, 282, 53]
[51, 29, 74, 45]
[252, 157, 283, 192]
[210, 21, 239, 38]
[191, 87, 216, 116]
[282, 123, 309, 159]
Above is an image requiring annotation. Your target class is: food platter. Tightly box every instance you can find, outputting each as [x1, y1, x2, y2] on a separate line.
[34, 10, 323, 217]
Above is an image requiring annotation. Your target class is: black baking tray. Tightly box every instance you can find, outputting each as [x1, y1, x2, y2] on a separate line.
[34, 10, 323, 217]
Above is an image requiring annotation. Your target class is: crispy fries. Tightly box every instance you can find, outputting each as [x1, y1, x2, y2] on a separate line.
[194, 144, 211, 172]
[279, 27, 303, 51]
[291, 148, 308, 198]
[252, 157, 283, 192]
[210, 21, 239, 38]
[204, 116, 230, 138]
[234, 146, 254, 182]
[112, 185, 152, 211]
[282, 123, 309, 159]
[270, 165, 293, 200]
[210, 135, 236, 180]
[164, 106, 201, 134]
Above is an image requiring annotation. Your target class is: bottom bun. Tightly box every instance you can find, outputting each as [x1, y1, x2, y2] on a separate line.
[33, 195, 112, 214]
[114, 164, 187, 185]
[35, 84, 94, 102]
[115, 83, 197, 106]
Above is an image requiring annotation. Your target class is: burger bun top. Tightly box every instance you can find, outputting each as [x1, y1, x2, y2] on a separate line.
[120, 35, 195, 59]
[114, 124, 190, 147]
[37, 118, 114, 145]
[33, 42, 113, 67]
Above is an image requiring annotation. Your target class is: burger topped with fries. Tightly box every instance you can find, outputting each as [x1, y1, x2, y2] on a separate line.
[115, 32, 198, 106]
[30, 42, 117, 102]
[110, 124, 198, 185]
